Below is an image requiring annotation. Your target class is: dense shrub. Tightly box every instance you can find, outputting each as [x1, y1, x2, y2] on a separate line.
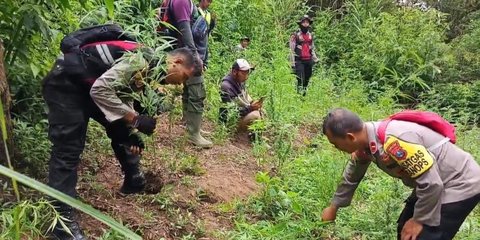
[317, 0, 451, 102]
[12, 120, 51, 177]
[420, 16, 480, 124]
[420, 80, 480, 124]
[439, 16, 480, 83]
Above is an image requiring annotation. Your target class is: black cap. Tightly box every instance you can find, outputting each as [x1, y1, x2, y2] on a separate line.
[297, 15, 313, 25]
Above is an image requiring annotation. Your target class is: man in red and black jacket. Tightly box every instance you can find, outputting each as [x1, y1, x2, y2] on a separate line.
[289, 15, 319, 96]
[43, 36, 200, 239]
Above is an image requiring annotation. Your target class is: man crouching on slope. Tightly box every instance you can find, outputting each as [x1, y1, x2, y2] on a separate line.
[43, 36, 200, 239]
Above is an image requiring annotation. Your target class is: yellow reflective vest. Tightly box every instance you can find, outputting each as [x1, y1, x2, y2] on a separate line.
[198, 7, 211, 27]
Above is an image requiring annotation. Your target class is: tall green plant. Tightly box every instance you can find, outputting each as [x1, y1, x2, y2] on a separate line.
[1, 200, 60, 238]
[0, 165, 142, 239]
[0, 98, 20, 201]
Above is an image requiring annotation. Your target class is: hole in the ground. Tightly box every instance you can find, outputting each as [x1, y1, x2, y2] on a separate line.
[144, 170, 164, 194]
[196, 188, 218, 204]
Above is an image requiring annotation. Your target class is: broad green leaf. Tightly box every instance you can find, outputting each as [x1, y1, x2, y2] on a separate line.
[30, 63, 40, 78]
[105, 0, 115, 20]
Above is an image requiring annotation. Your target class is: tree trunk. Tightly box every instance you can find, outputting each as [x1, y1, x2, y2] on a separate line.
[0, 40, 14, 166]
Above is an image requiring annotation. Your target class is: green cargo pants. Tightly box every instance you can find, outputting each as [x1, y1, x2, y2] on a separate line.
[182, 75, 206, 113]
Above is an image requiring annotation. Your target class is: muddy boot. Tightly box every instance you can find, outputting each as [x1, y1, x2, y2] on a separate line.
[50, 206, 86, 240]
[185, 111, 213, 148]
[120, 166, 146, 194]
[182, 110, 211, 136]
[200, 128, 212, 136]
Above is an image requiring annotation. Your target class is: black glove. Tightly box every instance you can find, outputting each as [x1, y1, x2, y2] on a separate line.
[106, 120, 131, 142]
[133, 115, 156, 135]
[127, 132, 145, 149]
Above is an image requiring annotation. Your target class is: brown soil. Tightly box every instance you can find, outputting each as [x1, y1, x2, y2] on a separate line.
[76, 115, 263, 239]
[294, 123, 321, 150]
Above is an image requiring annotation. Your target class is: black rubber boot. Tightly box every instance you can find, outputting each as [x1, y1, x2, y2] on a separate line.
[120, 167, 146, 194]
[50, 206, 86, 240]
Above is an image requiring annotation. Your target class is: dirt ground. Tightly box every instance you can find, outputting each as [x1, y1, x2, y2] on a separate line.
[76, 116, 264, 239]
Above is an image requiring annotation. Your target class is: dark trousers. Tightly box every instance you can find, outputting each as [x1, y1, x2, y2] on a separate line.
[294, 60, 313, 95]
[397, 193, 480, 240]
[42, 62, 140, 199]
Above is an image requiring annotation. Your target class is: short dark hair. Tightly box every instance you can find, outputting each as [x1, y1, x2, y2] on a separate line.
[168, 47, 202, 76]
[322, 108, 364, 138]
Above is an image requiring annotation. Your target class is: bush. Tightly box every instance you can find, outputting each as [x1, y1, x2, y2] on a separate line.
[317, 0, 450, 103]
[13, 119, 50, 177]
[0, 199, 57, 239]
[439, 16, 480, 83]
[420, 80, 480, 124]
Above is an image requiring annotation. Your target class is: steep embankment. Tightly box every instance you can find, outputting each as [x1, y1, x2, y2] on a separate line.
[77, 115, 263, 239]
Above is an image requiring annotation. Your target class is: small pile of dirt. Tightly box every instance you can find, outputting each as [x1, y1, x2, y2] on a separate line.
[143, 170, 164, 194]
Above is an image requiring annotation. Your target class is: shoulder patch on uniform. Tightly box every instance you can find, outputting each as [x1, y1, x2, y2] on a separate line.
[384, 135, 434, 178]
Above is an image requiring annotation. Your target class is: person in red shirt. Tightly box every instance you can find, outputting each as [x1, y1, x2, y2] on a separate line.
[289, 15, 319, 96]
[160, 0, 213, 148]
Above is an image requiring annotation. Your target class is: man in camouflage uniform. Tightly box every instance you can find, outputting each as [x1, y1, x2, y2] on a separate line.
[162, 0, 213, 148]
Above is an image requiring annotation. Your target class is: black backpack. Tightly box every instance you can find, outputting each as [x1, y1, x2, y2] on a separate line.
[60, 24, 136, 54]
[60, 24, 137, 84]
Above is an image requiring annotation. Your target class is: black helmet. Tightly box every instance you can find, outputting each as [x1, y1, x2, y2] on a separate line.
[297, 15, 313, 25]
